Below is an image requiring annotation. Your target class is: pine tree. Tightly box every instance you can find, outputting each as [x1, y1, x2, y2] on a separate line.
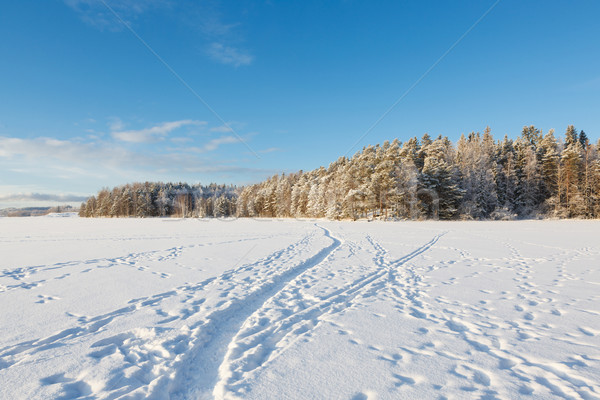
[565, 125, 579, 147]
[521, 125, 542, 147]
[560, 127, 584, 217]
[420, 138, 463, 219]
[593, 148, 600, 217]
[579, 130, 589, 148]
[356, 146, 377, 217]
[275, 174, 293, 217]
[400, 137, 421, 170]
[456, 131, 497, 218]
[540, 129, 560, 212]
[306, 179, 323, 218]
[213, 195, 228, 217]
[581, 140, 597, 217]
[394, 157, 419, 219]
[78, 202, 87, 217]
[85, 196, 97, 217]
[519, 145, 542, 216]
[372, 141, 398, 219]
[109, 188, 121, 217]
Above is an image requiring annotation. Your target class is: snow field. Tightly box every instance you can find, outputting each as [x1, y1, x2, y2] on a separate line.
[1, 217, 599, 399]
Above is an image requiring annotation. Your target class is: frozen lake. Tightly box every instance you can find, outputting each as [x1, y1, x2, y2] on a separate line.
[1, 217, 599, 399]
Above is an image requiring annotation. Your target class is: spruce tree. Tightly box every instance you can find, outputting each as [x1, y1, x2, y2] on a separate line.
[540, 130, 560, 214]
[420, 138, 463, 219]
[561, 129, 584, 217]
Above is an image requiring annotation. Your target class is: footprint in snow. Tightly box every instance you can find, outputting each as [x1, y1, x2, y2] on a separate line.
[523, 312, 535, 321]
[36, 294, 60, 304]
[351, 390, 378, 400]
[578, 327, 596, 336]
[446, 320, 469, 333]
[40, 373, 71, 385]
[393, 373, 417, 387]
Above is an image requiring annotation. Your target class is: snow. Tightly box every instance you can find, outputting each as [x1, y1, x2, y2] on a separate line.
[1, 217, 599, 399]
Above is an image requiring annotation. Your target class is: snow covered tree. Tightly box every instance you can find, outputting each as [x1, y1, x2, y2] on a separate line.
[560, 127, 584, 217]
[80, 125, 596, 221]
[420, 137, 463, 219]
[456, 131, 498, 218]
[517, 143, 542, 216]
[540, 129, 560, 213]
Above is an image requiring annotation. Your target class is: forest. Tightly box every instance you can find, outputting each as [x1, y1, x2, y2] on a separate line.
[80, 125, 600, 220]
[79, 182, 237, 218]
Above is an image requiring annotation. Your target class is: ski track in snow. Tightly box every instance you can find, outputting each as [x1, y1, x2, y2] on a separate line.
[1, 219, 600, 399]
[212, 231, 445, 399]
[0, 222, 340, 399]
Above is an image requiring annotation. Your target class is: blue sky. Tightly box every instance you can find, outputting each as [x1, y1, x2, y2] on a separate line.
[1, 1, 599, 207]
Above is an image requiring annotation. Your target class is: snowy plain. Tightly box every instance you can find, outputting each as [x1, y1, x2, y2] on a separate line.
[1, 216, 599, 400]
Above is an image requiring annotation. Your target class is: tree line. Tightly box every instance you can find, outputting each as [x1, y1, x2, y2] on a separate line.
[237, 125, 599, 220]
[81, 125, 600, 220]
[79, 182, 237, 218]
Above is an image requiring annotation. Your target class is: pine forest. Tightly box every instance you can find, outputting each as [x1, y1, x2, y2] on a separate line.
[80, 125, 600, 220]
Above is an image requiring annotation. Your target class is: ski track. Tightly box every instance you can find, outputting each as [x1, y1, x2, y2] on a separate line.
[212, 231, 446, 399]
[0, 223, 340, 399]
[212, 227, 600, 400]
[170, 224, 341, 400]
[1, 221, 600, 399]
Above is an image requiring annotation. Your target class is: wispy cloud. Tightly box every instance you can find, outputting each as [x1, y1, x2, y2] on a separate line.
[170, 137, 193, 144]
[0, 133, 267, 181]
[111, 120, 205, 143]
[202, 135, 240, 152]
[210, 123, 235, 133]
[179, 135, 242, 153]
[207, 43, 254, 67]
[64, 0, 168, 30]
[0, 136, 133, 168]
[65, 1, 255, 66]
[259, 147, 282, 154]
[108, 116, 125, 131]
[199, 14, 238, 37]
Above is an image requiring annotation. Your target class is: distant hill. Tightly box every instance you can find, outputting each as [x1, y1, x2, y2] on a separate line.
[0, 205, 78, 217]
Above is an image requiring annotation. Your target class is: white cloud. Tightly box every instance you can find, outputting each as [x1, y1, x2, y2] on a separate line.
[64, 0, 168, 30]
[202, 135, 240, 152]
[210, 124, 235, 133]
[207, 43, 254, 67]
[0, 134, 263, 181]
[200, 16, 237, 37]
[170, 137, 194, 144]
[111, 120, 205, 143]
[259, 147, 282, 154]
[182, 135, 241, 153]
[0, 117, 266, 199]
[108, 116, 125, 131]
[0, 136, 132, 167]
[65, 2, 256, 66]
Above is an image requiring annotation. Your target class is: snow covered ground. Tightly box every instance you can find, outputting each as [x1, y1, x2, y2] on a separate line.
[1, 217, 600, 400]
